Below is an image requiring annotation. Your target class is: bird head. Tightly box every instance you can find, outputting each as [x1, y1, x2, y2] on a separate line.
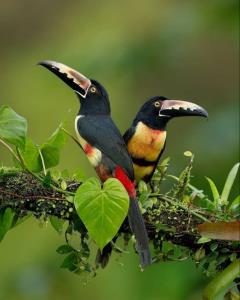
[134, 96, 208, 129]
[38, 60, 110, 115]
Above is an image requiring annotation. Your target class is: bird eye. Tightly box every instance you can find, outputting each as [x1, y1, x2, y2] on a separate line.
[90, 86, 97, 93]
[154, 101, 160, 108]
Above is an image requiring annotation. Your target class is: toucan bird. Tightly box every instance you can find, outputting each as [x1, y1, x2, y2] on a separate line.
[38, 60, 151, 268]
[123, 96, 208, 182]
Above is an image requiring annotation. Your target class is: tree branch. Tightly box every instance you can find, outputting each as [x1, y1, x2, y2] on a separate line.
[0, 170, 233, 254]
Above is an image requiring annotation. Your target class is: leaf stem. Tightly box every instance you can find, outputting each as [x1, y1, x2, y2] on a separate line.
[16, 147, 43, 180]
[37, 147, 47, 176]
[61, 127, 82, 149]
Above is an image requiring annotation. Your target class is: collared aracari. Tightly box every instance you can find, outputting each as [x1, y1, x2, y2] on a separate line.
[38, 60, 151, 268]
[123, 96, 208, 182]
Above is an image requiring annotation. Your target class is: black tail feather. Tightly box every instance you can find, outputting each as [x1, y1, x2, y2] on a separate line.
[128, 197, 151, 268]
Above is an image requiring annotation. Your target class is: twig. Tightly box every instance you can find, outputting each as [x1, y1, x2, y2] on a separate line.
[168, 175, 205, 199]
[150, 193, 209, 222]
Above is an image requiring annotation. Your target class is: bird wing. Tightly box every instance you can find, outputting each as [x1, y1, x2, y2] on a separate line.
[123, 126, 136, 144]
[77, 115, 134, 181]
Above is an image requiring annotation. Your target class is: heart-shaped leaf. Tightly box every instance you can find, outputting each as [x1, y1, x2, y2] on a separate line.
[0, 105, 27, 148]
[17, 125, 67, 172]
[74, 177, 129, 251]
[40, 126, 67, 169]
[18, 137, 42, 172]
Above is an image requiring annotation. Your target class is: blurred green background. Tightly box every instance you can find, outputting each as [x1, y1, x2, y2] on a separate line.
[0, 1, 239, 299]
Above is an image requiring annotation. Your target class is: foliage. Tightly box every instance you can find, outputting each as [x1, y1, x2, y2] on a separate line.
[74, 177, 129, 251]
[0, 106, 239, 299]
[0, 105, 27, 148]
[0, 208, 15, 241]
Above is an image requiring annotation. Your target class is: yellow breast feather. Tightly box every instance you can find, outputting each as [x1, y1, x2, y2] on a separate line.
[128, 122, 167, 162]
[133, 164, 155, 181]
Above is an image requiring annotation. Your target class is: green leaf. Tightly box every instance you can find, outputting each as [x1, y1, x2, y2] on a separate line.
[205, 177, 220, 208]
[221, 163, 239, 206]
[139, 191, 151, 205]
[18, 125, 68, 172]
[160, 156, 170, 167]
[155, 157, 170, 178]
[51, 169, 61, 181]
[74, 177, 129, 251]
[193, 197, 216, 211]
[184, 151, 193, 157]
[0, 105, 27, 148]
[60, 252, 78, 271]
[18, 138, 42, 172]
[138, 180, 148, 193]
[0, 208, 15, 241]
[50, 216, 65, 234]
[197, 236, 211, 244]
[66, 196, 74, 203]
[195, 247, 205, 261]
[173, 156, 193, 201]
[203, 259, 240, 300]
[229, 195, 240, 217]
[43, 171, 52, 187]
[56, 245, 74, 254]
[40, 125, 67, 169]
[210, 243, 218, 252]
[61, 180, 67, 191]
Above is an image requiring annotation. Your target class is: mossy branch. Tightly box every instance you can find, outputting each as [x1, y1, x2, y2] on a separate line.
[1, 167, 239, 300]
[0, 171, 235, 253]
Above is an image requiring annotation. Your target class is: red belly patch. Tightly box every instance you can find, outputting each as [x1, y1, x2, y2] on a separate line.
[114, 166, 136, 198]
[84, 143, 93, 156]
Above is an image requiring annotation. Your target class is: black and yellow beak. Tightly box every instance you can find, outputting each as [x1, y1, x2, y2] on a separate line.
[38, 60, 91, 98]
[160, 100, 208, 118]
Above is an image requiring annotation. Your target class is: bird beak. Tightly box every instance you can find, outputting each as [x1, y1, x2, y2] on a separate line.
[159, 100, 208, 118]
[38, 60, 91, 98]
